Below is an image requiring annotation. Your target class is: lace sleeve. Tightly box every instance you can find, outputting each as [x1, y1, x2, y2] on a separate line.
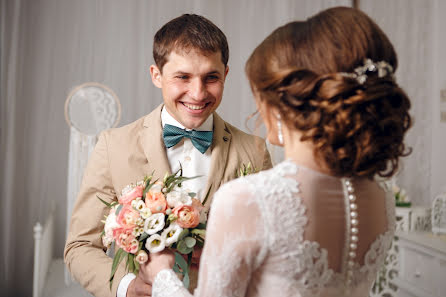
[152, 179, 267, 297]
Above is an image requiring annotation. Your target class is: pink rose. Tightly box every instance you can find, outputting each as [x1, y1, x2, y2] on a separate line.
[146, 191, 167, 214]
[119, 185, 143, 205]
[173, 205, 200, 228]
[113, 227, 139, 254]
[116, 205, 140, 228]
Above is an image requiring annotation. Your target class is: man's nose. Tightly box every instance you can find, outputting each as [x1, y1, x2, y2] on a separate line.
[189, 79, 207, 101]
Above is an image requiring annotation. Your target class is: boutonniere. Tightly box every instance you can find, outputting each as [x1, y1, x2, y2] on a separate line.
[236, 162, 258, 177]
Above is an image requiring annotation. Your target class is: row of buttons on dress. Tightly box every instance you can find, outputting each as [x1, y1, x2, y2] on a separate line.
[344, 179, 358, 286]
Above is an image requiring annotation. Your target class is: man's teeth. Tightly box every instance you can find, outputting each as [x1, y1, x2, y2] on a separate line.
[183, 103, 206, 110]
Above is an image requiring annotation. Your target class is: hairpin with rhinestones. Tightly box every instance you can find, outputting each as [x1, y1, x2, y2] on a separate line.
[341, 59, 394, 84]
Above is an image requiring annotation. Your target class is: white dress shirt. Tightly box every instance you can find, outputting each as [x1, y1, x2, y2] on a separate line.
[117, 107, 213, 297]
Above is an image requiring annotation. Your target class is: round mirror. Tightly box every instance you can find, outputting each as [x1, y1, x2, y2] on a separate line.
[64, 82, 121, 135]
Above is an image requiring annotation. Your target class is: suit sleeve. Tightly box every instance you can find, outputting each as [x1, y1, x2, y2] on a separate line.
[64, 132, 127, 297]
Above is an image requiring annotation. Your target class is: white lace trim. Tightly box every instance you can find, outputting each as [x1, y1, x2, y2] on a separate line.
[152, 269, 185, 297]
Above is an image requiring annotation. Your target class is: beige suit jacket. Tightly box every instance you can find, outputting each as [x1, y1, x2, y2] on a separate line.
[64, 104, 272, 297]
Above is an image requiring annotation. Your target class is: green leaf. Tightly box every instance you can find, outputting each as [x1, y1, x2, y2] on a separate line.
[182, 271, 190, 289]
[128, 254, 135, 273]
[177, 229, 189, 241]
[174, 252, 189, 272]
[184, 237, 196, 248]
[190, 229, 206, 237]
[173, 252, 190, 289]
[143, 178, 158, 197]
[195, 237, 205, 247]
[115, 204, 123, 215]
[97, 196, 112, 208]
[166, 175, 201, 193]
[134, 260, 140, 275]
[173, 263, 181, 273]
[109, 248, 126, 289]
[139, 232, 149, 242]
[177, 239, 193, 254]
[196, 222, 207, 229]
[167, 213, 177, 223]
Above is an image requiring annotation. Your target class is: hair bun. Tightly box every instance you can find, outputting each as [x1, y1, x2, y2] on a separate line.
[276, 72, 411, 177]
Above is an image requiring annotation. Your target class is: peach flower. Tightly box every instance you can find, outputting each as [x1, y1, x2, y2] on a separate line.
[146, 191, 167, 214]
[191, 198, 204, 212]
[116, 205, 140, 228]
[119, 185, 143, 205]
[173, 205, 200, 228]
[113, 227, 139, 253]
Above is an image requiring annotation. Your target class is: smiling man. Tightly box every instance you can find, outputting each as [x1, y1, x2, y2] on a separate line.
[64, 14, 272, 297]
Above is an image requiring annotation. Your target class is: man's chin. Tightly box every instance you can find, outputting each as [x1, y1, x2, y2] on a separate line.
[181, 117, 209, 130]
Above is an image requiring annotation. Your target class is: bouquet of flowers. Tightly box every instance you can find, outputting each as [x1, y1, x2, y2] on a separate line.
[98, 167, 208, 289]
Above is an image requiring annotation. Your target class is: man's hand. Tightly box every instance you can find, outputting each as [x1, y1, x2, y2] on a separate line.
[126, 276, 152, 297]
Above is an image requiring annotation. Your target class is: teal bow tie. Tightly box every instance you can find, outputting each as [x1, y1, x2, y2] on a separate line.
[163, 124, 213, 154]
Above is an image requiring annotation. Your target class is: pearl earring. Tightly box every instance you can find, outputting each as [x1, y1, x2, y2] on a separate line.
[276, 114, 283, 145]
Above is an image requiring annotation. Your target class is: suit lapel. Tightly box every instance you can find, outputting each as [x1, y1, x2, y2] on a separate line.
[203, 113, 231, 210]
[138, 104, 172, 180]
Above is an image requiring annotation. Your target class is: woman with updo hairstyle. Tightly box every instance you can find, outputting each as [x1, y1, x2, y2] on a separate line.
[144, 7, 411, 297]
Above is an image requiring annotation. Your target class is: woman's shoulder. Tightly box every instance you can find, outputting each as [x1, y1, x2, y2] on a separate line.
[213, 161, 300, 206]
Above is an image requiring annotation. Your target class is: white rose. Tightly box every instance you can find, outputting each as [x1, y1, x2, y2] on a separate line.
[145, 234, 166, 253]
[102, 231, 114, 248]
[162, 222, 183, 246]
[166, 190, 192, 208]
[102, 209, 119, 248]
[104, 209, 119, 234]
[143, 213, 165, 235]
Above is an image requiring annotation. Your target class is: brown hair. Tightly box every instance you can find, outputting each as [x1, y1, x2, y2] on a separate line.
[153, 14, 229, 71]
[246, 7, 411, 178]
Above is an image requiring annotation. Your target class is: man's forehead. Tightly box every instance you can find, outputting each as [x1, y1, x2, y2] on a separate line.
[163, 49, 225, 72]
[169, 47, 221, 60]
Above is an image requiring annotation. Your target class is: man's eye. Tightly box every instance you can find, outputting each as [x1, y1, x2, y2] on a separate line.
[206, 75, 219, 82]
[176, 75, 189, 80]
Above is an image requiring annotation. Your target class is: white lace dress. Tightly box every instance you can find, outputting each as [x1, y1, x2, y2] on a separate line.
[152, 160, 395, 297]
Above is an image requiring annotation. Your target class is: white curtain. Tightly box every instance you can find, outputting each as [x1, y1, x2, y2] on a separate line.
[360, 0, 444, 207]
[21, 1, 446, 296]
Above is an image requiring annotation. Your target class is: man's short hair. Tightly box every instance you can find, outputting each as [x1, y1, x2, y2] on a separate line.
[153, 14, 229, 71]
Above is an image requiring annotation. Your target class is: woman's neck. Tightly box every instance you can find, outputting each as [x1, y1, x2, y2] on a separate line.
[282, 127, 332, 175]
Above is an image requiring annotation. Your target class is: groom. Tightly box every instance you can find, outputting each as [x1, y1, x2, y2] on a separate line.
[64, 14, 272, 297]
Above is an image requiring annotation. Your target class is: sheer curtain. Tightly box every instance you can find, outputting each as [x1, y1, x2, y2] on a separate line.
[359, 0, 438, 211]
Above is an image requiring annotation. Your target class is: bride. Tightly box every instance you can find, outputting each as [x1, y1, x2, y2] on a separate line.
[140, 6, 411, 297]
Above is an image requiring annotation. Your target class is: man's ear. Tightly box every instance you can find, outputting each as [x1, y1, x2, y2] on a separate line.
[150, 65, 162, 88]
[224, 65, 229, 80]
